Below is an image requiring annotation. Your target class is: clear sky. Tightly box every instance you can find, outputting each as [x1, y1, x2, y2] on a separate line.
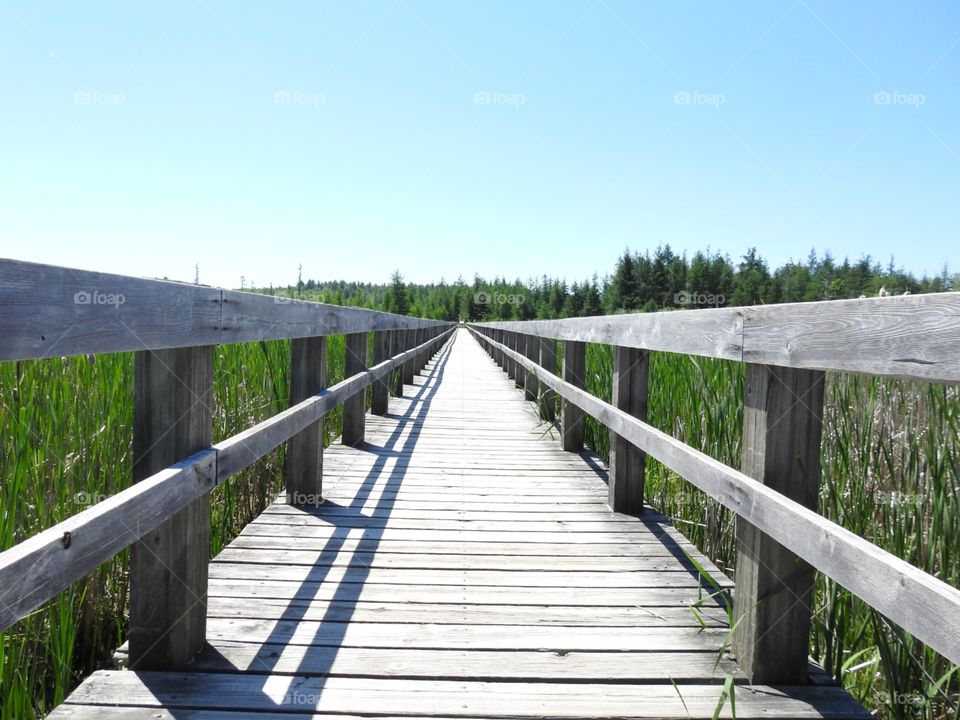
[1, 1, 958, 289]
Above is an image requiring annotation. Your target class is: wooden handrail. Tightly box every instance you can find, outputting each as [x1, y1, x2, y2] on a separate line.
[475, 292, 960, 384]
[0, 259, 449, 362]
[468, 325, 960, 674]
[0, 327, 455, 633]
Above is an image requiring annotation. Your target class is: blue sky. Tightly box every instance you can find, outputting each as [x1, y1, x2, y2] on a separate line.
[1, 1, 958, 288]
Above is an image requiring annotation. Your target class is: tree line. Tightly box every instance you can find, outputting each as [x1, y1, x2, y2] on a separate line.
[261, 246, 955, 321]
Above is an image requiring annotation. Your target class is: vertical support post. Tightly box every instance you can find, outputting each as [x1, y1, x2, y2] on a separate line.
[514, 333, 526, 390]
[342, 332, 367, 446]
[129, 345, 213, 670]
[494, 329, 503, 366]
[505, 332, 517, 381]
[608, 346, 648, 514]
[391, 329, 404, 397]
[523, 334, 537, 402]
[561, 340, 586, 453]
[417, 328, 427, 372]
[286, 337, 327, 505]
[371, 330, 391, 415]
[733, 363, 825, 684]
[538, 337, 557, 421]
[402, 328, 415, 386]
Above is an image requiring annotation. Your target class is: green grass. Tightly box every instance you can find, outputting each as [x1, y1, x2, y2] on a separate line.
[576, 345, 959, 718]
[0, 336, 350, 718]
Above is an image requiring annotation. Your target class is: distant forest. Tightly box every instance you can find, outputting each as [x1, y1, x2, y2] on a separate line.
[259, 246, 956, 321]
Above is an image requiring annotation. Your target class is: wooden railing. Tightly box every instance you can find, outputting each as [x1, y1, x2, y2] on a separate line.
[0, 259, 454, 669]
[469, 291, 960, 683]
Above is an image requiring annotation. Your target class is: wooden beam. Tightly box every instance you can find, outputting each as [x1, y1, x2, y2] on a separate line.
[285, 337, 327, 506]
[371, 330, 391, 415]
[733, 363, 824, 683]
[561, 340, 586, 452]
[0, 259, 449, 362]
[608, 346, 648, 514]
[129, 345, 213, 670]
[402, 329, 415, 386]
[523, 334, 537, 402]
[538, 337, 557, 421]
[341, 332, 367, 446]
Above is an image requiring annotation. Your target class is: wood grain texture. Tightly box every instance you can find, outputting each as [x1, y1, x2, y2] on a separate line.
[562, 339, 586, 452]
[608, 346, 648, 514]
[129, 345, 213, 670]
[475, 308, 744, 361]
[734, 363, 824, 684]
[741, 294, 960, 382]
[341, 332, 367, 446]
[473, 291, 960, 383]
[285, 337, 327, 504]
[370, 330, 391, 415]
[0, 258, 451, 361]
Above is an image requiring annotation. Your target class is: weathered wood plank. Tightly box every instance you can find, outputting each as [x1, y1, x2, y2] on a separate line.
[285, 337, 327, 505]
[341, 332, 367, 446]
[734, 363, 824, 683]
[129, 345, 212, 670]
[562, 339, 586, 452]
[192, 642, 740, 679]
[370, 329, 391, 414]
[58, 672, 869, 718]
[741, 294, 960, 382]
[0, 259, 450, 361]
[476, 308, 744, 361]
[608, 346, 648, 514]
[203, 597, 730, 626]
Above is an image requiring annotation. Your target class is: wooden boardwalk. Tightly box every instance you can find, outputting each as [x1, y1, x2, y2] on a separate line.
[49, 329, 866, 719]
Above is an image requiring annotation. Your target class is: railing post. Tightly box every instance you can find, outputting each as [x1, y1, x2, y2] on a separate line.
[523, 334, 538, 402]
[538, 337, 557, 421]
[371, 330, 391, 415]
[561, 340, 586, 452]
[608, 346, 648, 514]
[342, 332, 367, 446]
[286, 337, 327, 505]
[402, 328, 415, 386]
[418, 328, 428, 372]
[514, 333, 526, 390]
[129, 345, 213, 670]
[733, 363, 825, 684]
[391, 330, 404, 397]
[494, 329, 503, 366]
[505, 332, 517, 381]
